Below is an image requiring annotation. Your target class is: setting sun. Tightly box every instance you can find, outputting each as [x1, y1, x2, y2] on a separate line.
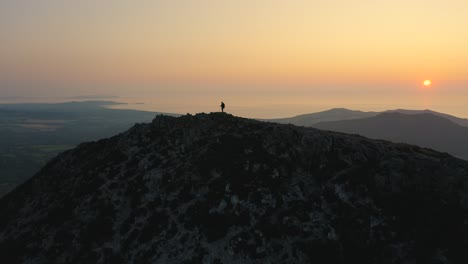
[423, 80, 432, 87]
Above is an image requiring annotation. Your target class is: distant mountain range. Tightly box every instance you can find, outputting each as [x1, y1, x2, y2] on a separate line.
[266, 108, 378, 126]
[266, 108, 468, 160]
[385, 109, 468, 127]
[268, 108, 468, 127]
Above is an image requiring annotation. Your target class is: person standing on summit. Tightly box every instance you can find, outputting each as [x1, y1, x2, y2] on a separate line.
[220, 101, 225, 112]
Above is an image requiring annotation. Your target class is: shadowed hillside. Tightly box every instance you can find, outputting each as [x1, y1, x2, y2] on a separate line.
[385, 109, 468, 127]
[314, 112, 468, 160]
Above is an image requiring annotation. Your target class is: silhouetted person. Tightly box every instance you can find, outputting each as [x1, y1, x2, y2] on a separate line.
[220, 102, 225, 112]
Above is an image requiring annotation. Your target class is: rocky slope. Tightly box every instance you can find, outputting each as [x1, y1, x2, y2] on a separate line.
[0, 113, 468, 263]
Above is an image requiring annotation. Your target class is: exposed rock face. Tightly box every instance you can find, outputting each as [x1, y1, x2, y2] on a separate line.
[0, 113, 467, 263]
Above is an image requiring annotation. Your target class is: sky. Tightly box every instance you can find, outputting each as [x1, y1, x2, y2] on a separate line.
[1, 0, 468, 117]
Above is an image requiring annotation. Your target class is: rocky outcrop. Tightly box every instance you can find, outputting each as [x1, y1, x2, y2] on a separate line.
[0, 113, 467, 263]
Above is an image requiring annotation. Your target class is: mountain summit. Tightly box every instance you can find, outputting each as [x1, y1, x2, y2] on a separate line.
[1, 113, 468, 263]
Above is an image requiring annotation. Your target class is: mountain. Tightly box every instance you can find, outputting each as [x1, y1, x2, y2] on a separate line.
[1, 113, 468, 263]
[266, 108, 468, 128]
[386, 109, 468, 127]
[266, 108, 378, 126]
[313, 112, 468, 160]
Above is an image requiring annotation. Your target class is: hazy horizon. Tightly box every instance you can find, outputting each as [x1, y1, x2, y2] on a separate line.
[1, 93, 468, 119]
[1, 1, 467, 118]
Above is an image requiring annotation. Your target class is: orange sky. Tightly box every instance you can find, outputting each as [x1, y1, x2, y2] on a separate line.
[1, 0, 467, 116]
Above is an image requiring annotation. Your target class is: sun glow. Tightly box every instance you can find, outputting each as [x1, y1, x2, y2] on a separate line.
[423, 80, 432, 87]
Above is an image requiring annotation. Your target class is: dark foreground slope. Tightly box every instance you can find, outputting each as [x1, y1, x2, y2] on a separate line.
[1, 113, 468, 263]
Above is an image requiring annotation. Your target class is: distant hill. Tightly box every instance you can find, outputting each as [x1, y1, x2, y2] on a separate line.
[386, 109, 468, 127]
[1, 113, 468, 263]
[313, 112, 468, 160]
[266, 108, 468, 128]
[266, 108, 378, 126]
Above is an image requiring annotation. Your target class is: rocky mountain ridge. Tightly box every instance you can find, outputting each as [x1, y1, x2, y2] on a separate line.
[0, 113, 467, 263]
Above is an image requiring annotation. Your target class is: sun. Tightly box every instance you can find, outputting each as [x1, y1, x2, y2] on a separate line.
[423, 80, 432, 87]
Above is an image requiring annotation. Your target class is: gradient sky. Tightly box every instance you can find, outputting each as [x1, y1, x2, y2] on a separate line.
[1, 0, 467, 116]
